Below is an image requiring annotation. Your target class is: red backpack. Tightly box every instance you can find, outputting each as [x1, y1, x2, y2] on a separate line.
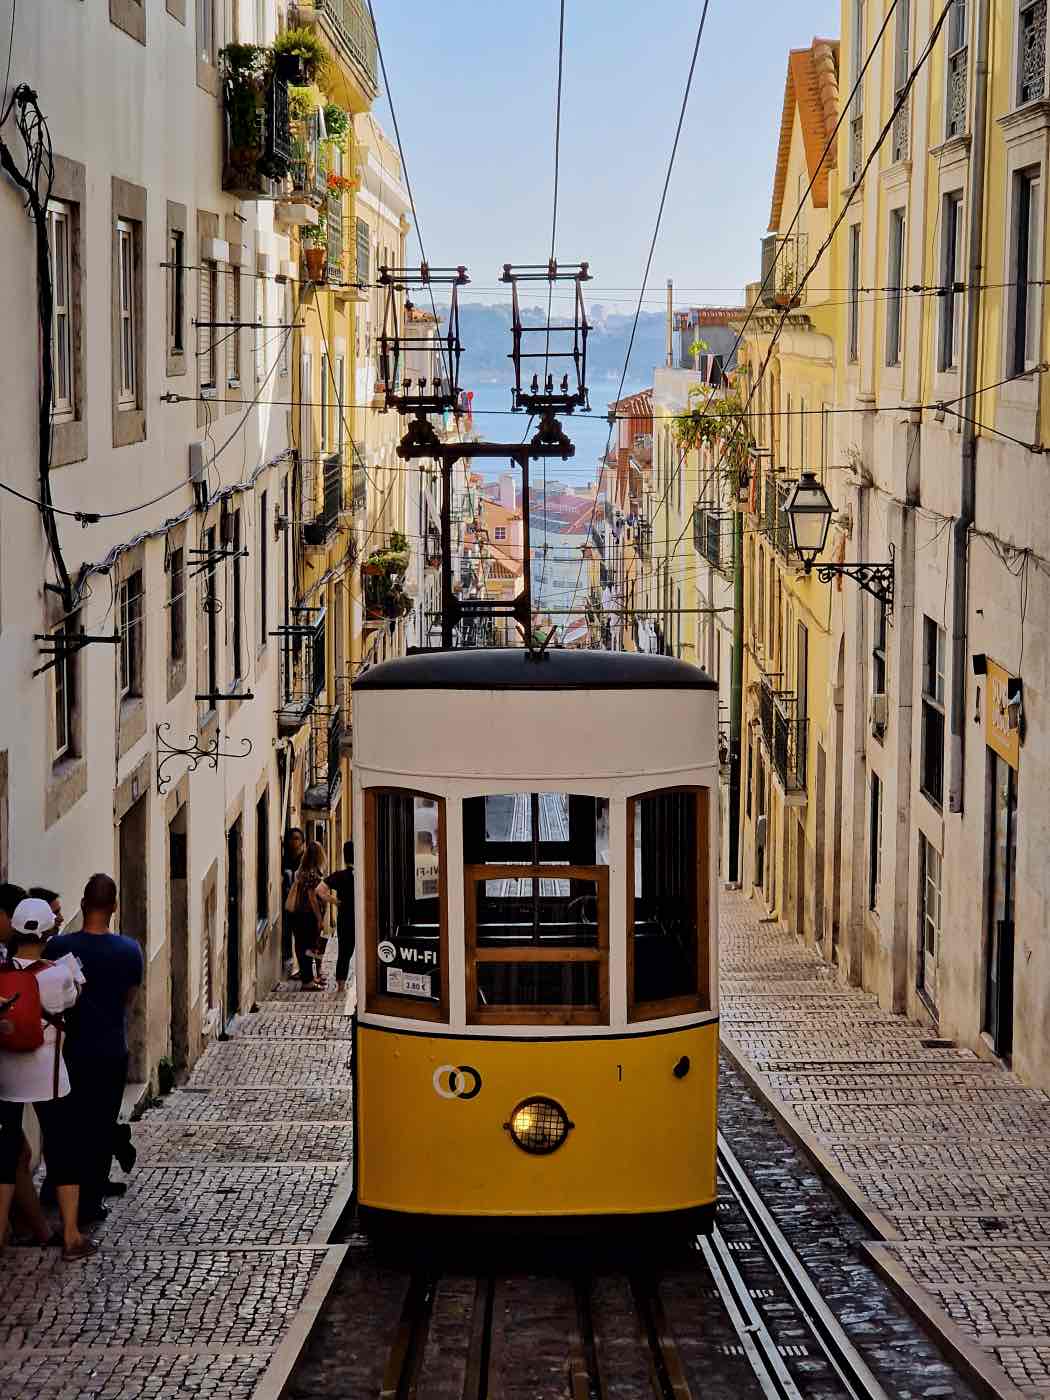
[0, 959, 50, 1052]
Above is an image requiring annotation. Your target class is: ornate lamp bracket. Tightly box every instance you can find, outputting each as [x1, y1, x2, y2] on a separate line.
[810, 545, 895, 611]
[155, 722, 254, 795]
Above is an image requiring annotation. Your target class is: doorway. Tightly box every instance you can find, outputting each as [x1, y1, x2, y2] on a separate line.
[814, 742, 827, 948]
[755, 742, 766, 891]
[118, 793, 149, 1083]
[795, 812, 806, 940]
[226, 818, 242, 1026]
[984, 752, 1017, 1058]
[168, 807, 190, 1073]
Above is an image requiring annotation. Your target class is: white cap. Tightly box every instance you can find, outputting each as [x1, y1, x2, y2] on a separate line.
[10, 898, 57, 936]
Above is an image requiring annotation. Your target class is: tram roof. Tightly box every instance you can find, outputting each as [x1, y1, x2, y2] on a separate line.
[353, 648, 718, 692]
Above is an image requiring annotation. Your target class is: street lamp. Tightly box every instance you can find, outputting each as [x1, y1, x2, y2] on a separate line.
[785, 470, 895, 610]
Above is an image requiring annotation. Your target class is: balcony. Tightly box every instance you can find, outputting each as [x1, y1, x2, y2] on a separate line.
[849, 112, 864, 185]
[759, 233, 808, 309]
[633, 518, 652, 561]
[276, 610, 325, 736]
[303, 706, 343, 811]
[326, 193, 345, 283]
[761, 476, 797, 559]
[295, 0, 379, 100]
[303, 453, 343, 546]
[289, 110, 328, 208]
[693, 505, 734, 573]
[351, 460, 367, 516]
[892, 89, 911, 163]
[758, 675, 808, 797]
[222, 69, 293, 200]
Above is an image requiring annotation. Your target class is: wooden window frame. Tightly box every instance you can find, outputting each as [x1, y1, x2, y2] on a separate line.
[363, 788, 450, 1023]
[116, 220, 138, 407]
[48, 202, 74, 422]
[463, 862, 610, 1028]
[626, 786, 711, 1023]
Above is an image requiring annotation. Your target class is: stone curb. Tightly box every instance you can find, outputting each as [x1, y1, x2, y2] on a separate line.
[250, 1244, 349, 1400]
[720, 1030, 1023, 1400]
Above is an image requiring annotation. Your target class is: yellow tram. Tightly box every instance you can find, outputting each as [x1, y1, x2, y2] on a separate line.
[351, 647, 719, 1231]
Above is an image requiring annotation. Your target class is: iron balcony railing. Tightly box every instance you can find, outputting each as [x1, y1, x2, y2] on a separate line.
[634, 518, 652, 560]
[303, 453, 343, 545]
[758, 674, 808, 794]
[693, 505, 734, 572]
[303, 705, 342, 808]
[759, 233, 809, 308]
[351, 460, 367, 516]
[221, 72, 293, 199]
[306, 0, 379, 95]
[289, 111, 327, 206]
[761, 476, 797, 558]
[326, 194, 345, 282]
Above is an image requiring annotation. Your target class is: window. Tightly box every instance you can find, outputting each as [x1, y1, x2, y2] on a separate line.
[872, 595, 888, 702]
[169, 545, 185, 664]
[757, 546, 765, 642]
[51, 622, 74, 763]
[280, 284, 291, 378]
[300, 351, 313, 465]
[168, 228, 185, 358]
[336, 355, 346, 457]
[892, 0, 911, 160]
[320, 352, 329, 452]
[494, 525, 507, 542]
[256, 791, 270, 927]
[227, 266, 241, 385]
[629, 789, 709, 1018]
[200, 259, 218, 390]
[203, 525, 218, 701]
[920, 616, 946, 806]
[1012, 169, 1042, 374]
[254, 276, 265, 383]
[940, 193, 964, 370]
[116, 220, 137, 407]
[197, 0, 215, 66]
[918, 834, 942, 1005]
[462, 792, 610, 1025]
[1018, 0, 1046, 106]
[258, 489, 268, 646]
[848, 224, 861, 362]
[356, 217, 370, 287]
[118, 571, 143, 698]
[868, 771, 883, 911]
[886, 208, 906, 366]
[946, 0, 968, 137]
[785, 395, 793, 469]
[230, 510, 243, 681]
[366, 790, 448, 1021]
[48, 202, 74, 421]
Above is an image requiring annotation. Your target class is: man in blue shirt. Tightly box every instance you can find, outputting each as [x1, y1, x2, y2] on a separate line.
[45, 873, 143, 1225]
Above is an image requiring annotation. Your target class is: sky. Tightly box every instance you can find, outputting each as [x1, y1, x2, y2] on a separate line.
[372, 0, 841, 315]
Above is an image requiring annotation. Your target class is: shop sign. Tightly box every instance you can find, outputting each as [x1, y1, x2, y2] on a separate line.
[986, 658, 1020, 770]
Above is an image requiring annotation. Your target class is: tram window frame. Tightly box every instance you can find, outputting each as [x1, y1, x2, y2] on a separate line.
[363, 787, 449, 1023]
[626, 786, 710, 1022]
[463, 862, 609, 1026]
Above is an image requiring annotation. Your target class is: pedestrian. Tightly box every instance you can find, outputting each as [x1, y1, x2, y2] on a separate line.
[0, 884, 28, 946]
[281, 828, 306, 974]
[325, 841, 356, 993]
[0, 898, 96, 1260]
[0, 881, 46, 1242]
[285, 841, 336, 990]
[44, 873, 143, 1226]
[28, 887, 64, 935]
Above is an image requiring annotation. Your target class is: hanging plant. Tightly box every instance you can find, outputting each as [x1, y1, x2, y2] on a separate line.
[272, 26, 328, 84]
[287, 83, 320, 122]
[673, 382, 755, 494]
[323, 102, 350, 142]
[300, 219, 328, 247]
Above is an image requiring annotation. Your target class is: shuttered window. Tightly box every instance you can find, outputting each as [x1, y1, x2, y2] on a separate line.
[199, 260, 217, 389]
[356, 218, 370, 287]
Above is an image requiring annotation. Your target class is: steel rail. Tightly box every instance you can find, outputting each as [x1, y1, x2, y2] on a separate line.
[714, 1134, 893, 1400]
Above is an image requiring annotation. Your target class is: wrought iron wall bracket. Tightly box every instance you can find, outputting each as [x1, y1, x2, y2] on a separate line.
[155, 722, 254, 795]
[808, 546, 895, 610]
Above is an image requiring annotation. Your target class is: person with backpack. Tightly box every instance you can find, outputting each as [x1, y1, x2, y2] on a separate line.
[0, 897, 95, 1261]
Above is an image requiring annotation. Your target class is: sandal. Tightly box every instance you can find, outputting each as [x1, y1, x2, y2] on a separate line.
[62, 1238, 99, 1262]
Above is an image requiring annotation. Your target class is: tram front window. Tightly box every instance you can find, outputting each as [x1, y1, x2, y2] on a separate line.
[629, 788, 709, 1018]
[464, 792, 609, 1024]
[366, 790, 446, 1019]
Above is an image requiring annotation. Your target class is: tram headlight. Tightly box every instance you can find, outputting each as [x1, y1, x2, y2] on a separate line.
[504, 1096, 573, 1155]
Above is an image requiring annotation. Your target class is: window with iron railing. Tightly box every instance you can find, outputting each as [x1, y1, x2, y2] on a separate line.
[946, 0, 968, 137]
[1018, 0, 1047, 106]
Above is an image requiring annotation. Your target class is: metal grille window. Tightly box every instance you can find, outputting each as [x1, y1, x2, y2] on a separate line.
[168, 229, 185, 357]
[848, 224, 861, 362]
[116, 220, 137, 407]
[48, 202, 74, 420]
[199, 259, 218, 390]
[940, 193, 964, 370]
[920, 616, 946, 806]
[886, 208, 906, 366]
[892, 0, 911, 161]
[946, 0, 968, 137]
[849, 0, 865, 181]
[1019, 0, 1047, 105]
[119, 571, 143, 698]
[227, 266, 241, 385]
[169, 546, 185, 664]
[1013, 169, 1042, 373]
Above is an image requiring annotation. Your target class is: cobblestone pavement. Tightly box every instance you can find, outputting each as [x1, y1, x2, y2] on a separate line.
[0, 959, 354, 1400]
[721, 889, 1050, 1398]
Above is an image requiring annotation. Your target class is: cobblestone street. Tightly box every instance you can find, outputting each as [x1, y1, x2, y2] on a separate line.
[722, 889, 1050, 1398]
[0, 961, 353, 1400]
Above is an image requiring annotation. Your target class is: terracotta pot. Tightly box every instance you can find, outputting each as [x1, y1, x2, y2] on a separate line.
[304, 245, 326, 281]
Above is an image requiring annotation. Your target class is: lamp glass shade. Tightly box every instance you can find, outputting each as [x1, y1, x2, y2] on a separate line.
[786, 470, 833, 562]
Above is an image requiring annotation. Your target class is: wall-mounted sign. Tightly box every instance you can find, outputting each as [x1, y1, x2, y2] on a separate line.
[986, 658, 1020, 770]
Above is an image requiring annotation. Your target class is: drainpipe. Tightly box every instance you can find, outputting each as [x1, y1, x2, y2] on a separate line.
[728, 507, 744, 883]
[666, 280, 674, 367]
[948, 0, 990, 813]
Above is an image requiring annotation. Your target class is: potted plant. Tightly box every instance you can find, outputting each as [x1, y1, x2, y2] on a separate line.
[272, 25, 327, 84]
[220, 44, 290, 192]
[323, 102, 351, 143]
[301, 221, 327, 281]
[326, 171, 355, 196]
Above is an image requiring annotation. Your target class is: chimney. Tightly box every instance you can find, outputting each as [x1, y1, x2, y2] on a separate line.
[666, 279, 674, 367]
[499, 471, 516, 512]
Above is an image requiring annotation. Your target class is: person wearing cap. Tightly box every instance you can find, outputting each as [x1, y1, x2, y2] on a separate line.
[0, 883, 27, 947]
[0, 898, 96, 1261]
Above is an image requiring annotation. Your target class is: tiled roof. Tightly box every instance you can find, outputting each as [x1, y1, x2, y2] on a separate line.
[769, 37, 840, 232]
[611, 388, 653, 419]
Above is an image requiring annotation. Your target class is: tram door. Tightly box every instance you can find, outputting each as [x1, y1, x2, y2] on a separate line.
[984, 753, 1017, 1058]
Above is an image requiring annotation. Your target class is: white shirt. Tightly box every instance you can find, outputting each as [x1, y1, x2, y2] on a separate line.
[0, 955, 82, 1102]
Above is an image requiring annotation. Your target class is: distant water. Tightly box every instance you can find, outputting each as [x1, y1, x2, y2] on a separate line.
[462, 379, 647, 488]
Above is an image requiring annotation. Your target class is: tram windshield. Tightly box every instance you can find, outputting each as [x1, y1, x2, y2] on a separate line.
[629, 788, 709, 1017]
[463, 792, 609, 1023]
[368, 791, 445, 1016]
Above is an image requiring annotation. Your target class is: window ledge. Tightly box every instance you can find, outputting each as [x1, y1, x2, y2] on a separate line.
[118, 694, 147, 760]
[46, 753, 88, 830]
[110, 0, 146, 45]
[113, 406, 146, 449]
[997, 98, 1050, 142]
[929, 133, 971, 163]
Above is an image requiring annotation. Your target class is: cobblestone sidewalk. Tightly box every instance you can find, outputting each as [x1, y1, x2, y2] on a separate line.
[721, 889, 1050, 1399]
[0, 962, 354, 1400]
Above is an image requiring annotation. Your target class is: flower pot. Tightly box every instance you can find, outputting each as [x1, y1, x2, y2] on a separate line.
[361, 562, 382, 576]
[304, 245, 326, 281]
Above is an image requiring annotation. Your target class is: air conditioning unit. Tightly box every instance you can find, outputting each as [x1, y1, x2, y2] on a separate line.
[869, 692, 888, 733]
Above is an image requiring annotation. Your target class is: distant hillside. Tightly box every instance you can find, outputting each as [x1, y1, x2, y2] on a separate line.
[445, 302, 668, 387]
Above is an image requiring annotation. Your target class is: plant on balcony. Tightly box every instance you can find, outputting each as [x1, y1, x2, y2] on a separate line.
[221, 44, 291, 191]
[287, 83, 320, 121]
[673, 381, 755, 496]
[272, 25, 328, 84]
[300, 218, 328, 279]
[323, 102, 351, 143]
[362, 543, 412, 619]
[326, 171, 354, 195]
